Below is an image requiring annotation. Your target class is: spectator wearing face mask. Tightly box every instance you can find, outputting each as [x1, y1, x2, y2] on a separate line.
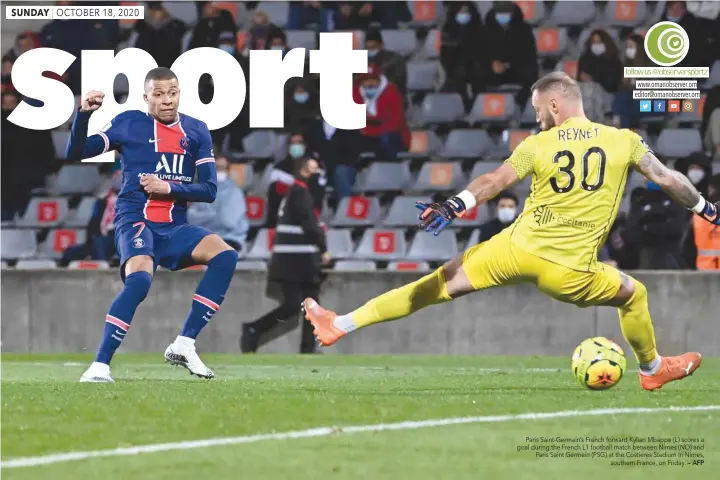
[482, 1, 538, 108]
[675, 153, 714, 268]
[613, 34, 652, 129]
[440, 2, 485, 107]
[689, 174, 720, 270]
[188, 1, 237, 50]
[364, 28, 407, 95]
[662, 1, 713, 68]
[129, 2, 186, 68]
[353, 65, 410, 160]
[285, 79, 320, 133]
[578, 30, 623, 93]
[266, 133, 314, 228]
[475, 191, 519, 243]
[248, 10, 274, 50]
[187, 154, 249, 252]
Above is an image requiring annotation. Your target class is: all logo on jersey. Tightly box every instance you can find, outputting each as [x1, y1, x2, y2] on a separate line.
[149, 154, 193, 182]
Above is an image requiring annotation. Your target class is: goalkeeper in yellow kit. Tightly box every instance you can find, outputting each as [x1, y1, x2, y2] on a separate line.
[304, 72, 720, 391]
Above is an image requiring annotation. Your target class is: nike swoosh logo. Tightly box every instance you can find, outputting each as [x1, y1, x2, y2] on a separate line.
[148, 138, 160, 143]
[684, 362, 693, 376]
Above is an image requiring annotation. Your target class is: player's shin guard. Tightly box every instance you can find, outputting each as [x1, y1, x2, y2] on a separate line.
[618, 279, 658, 365]
[95, 271, 152, 365]
[180, 249, 238, 339]
[350, 267, 452, 329]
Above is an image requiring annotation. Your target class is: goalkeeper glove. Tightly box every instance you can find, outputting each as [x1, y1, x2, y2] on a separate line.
[697, 198, 720, 225]
[415, 196, 468, 235]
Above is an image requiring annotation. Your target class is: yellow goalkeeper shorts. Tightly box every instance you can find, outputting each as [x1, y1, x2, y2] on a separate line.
[461, 230, 623, 308]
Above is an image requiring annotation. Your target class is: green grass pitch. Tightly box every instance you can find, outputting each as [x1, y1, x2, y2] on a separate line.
[2, 354, 719, 479]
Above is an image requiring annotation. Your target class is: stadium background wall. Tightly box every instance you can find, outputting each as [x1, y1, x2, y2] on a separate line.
[2, 270, 718, 355]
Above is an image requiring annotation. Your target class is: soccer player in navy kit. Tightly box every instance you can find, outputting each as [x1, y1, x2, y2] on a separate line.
[69, 68, 239, 382]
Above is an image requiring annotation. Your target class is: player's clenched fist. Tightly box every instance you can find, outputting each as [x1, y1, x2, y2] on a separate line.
[140, 175, 171, 195]
[80, 90, 105, 112]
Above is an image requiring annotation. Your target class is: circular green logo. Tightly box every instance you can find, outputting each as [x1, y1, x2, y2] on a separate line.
[644, 21, 690, 66]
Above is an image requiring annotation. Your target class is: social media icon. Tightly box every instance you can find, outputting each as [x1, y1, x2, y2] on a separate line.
[668, 100, 680, 112]
[654, 100, 666, 112]
[682, 100, 694, 112]
[639, 101, 652, 112]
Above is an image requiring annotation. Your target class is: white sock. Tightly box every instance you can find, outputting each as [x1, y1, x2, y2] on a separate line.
[90, 362, 110, 373]
[175, 335, 196, 348]
[639, 355, 661, 376]
[333, 313, 358, 333]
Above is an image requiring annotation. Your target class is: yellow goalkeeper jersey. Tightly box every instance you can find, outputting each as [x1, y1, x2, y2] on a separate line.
[505, 117, 650, 272]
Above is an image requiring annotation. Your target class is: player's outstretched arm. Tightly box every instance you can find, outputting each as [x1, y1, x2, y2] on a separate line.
[635, 151, 720, 224]
[65, 91, 112, 161]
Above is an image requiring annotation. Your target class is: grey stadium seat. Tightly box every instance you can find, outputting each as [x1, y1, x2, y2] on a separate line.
[237, 130, 277, 159]
[654, 129, 703, 159]
[440, 129, 492, 158]
[51, 164, 102, 195]
[235, 260, 267, 271]
[466, 228, 480, 248]
[331, 196, 382, 226]
[470, 160, 503, 178]
[38, 229, 86, 259]
[1, 229, 37, 260]
[356, 162, 413, 192]
[382, 195, 431, 227]
[327, 229, 354, 258]
[164, 1, 198, 25]
[381, 29, 417, 57]
[419, 93, 465, 125]
[452, 203, 492, 228]
[412, 161, 465, 191]
[386, 261, 431, 272]
[65, 197, 97, 228]
[354, 229, 407, 261]
[17, 197, 69, 227]
[550, 0, 596, 25]
[399, 130, 443, 158]
[246, 229, 273, 260]
[625, 170, 647, 196]
[467, 94, 517, 124]
[511, 0, 546, 25]
[406, 61, 440, 91]
[421, 29, 441, 58]
[256, 1, 289, 27]
[603, 0, 647, 27]
[52, 130, 70, 159]
[705, 60, 720, 88]
[520, 101, 537, 125]
[286, 30, 317, 50]
[406, 230, 458, 261]
[333, 260, 377, 271]
[15, 259, 57, 270]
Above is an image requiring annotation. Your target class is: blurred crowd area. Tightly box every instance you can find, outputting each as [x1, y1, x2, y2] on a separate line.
[2, 1, 720, 272]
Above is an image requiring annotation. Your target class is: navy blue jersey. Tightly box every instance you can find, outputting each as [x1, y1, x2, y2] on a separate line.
[67, 110, 217, 229]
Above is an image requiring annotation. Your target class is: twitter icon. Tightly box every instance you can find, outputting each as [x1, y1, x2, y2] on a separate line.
[640, 100, 651, 112]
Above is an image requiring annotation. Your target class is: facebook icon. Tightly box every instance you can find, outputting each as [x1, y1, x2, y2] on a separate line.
[640, 100, 651, 112]
[654, 100, 666, 112]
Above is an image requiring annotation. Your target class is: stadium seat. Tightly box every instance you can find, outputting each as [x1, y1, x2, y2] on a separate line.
[534, 28, 568, 57]
[519, 101, 537, 125]
[331, 196, 382, 226]
[52, 130, 70, 159]
[333, 260, 377, 271]
[419, 93, 465, 125]
[1, 229, 37, 260]
[550, 0, 596, 25]
[229, 163, 254, 190]
[406, 61, 440, 91]
[327, 229, 354, 258]
[452, 204, 492, 228]
[382, 195, 432, 227]
[603, 0, 647, 27]
[492, 129, 532, 158]
[65, 197, 97, 228]
[467, 94, 516, 124]
[256, 1, 289, 27]
[386, 261, 431, 272]
[51, 164, 102, 195]
[39, 229, 86, 259]
[237, 130, 277, 159]
[354, 229, 407, 260]
[15, 259, 57, 270]
[356, 161, 413, 192]
[408, 0, 442, 26]
[706, 60, 720, 88]
[17, 197, 69, 227]
[421, 28, 441, 58]
[406, 230, 458, 261]
[286, 30, 317, 50]
[555, 58, 579, 79]
[235, 260, 268, 271]
[68, 260, 111, 270]
[470, 160, 504, 178]
[245, 196, 267, 227]
[625, 170, 647, 195]
[246, 228, 275, 260]
[412, 162, 465, 191]
[466, 228, 481, 247]
[440, 129, 492, 158]
[164, 1, 198, 25]
[676, 95, 706, 124]
[381, 29, 417, 56]
[399, 130, 443, 158]
[513, 1, 546, 25]
[654, 129, 703, 159]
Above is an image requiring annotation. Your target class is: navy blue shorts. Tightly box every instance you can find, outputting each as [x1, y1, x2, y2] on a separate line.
[115, 221, 212, 278]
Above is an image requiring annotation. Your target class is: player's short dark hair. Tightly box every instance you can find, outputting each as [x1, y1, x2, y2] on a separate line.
[293, 156, 315, 175]
[531, 72, 581, 100]
[144, 67, 177, 86]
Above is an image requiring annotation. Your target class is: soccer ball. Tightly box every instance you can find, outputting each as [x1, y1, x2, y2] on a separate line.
[571, 337, 627, 390]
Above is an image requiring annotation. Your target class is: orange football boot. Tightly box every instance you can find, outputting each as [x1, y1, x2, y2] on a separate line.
[302, 298, 346, 346]
[639, 353, 702, 391]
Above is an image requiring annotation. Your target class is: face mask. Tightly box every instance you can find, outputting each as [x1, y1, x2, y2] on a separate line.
[495, 12, 511, 26]
[218, 44, 234, 54]
[362, 86, 379, 98]
[294, 92, 309, 104]
[666, 14, 682, 22]
[497, 207, 516, 224]
[687, 168, 705, 185]
[591, 43, 606, 56]
[625, 47, 637, 59]
[367, 49, 379, 58]
[289, 143, 305, 159]
[455, 12, 471, 25]
[216, 171, 228, 182]
[271, 45, 285, 51]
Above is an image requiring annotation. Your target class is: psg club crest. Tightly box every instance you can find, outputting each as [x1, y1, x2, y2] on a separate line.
[132, 238, 145, 248]
[180, 136, 190, 149]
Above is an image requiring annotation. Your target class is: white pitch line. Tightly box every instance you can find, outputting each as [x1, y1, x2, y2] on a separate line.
[3, 405, 718, 469]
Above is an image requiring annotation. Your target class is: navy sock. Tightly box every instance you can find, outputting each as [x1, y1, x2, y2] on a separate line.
[180, 249, 238, 339]
[95, 271, 152, 365]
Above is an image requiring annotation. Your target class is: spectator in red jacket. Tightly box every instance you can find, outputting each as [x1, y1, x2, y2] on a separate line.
[352, 64, 409, 160]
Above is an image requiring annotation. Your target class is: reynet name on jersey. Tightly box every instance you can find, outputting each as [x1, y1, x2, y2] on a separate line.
[7, 32, 367, 136]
